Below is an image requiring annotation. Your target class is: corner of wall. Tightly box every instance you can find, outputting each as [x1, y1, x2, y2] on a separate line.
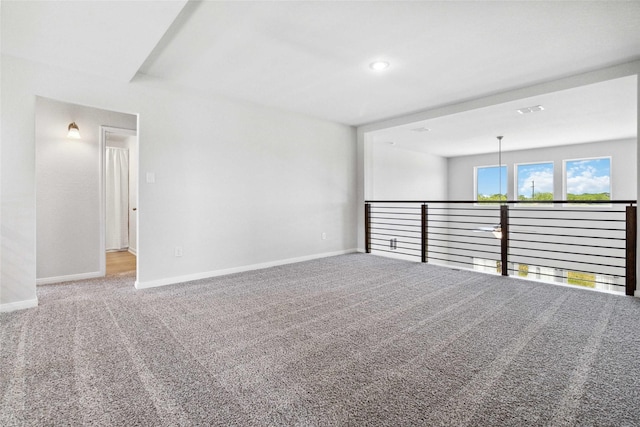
[0, 298, 39, 313]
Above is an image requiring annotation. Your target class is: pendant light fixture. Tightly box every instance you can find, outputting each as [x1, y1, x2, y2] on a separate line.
[67, 122, 81, 139]
[492, 136, 504, 239]
[492, 225, 503, 240]
[473, 135, 505, 239]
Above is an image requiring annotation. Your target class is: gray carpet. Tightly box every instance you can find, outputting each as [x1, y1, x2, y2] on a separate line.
[1, 254, 639, 426]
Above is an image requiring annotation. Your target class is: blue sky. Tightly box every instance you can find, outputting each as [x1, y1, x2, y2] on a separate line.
[477, 166, 507, 196]
[517, 163, 554, 197]
[478, 158, 610, 197]
[566, 158, 610, 195]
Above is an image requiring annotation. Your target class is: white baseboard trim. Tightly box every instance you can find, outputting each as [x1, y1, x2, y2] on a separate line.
[36, 271, 103, 285]
[1, 298, 38, 313]
[128, 248, 137, 256]
[135, 249, 357, 290]
[635, 289, 640, 298]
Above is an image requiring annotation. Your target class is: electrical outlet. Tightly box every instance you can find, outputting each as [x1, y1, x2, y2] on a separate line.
[174, 246, 183, 257]
[321, 232, 327, 240]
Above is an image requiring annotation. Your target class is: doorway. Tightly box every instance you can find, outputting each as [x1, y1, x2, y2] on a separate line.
[101, 126, 138, 277]
[35, 98, 138, 285]
[106, 251, 136, 276]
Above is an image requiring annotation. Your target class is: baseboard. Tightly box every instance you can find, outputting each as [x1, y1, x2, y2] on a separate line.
[0, 298, 38, 313]
[128, 247, 137, 256]
[36, 271, 103, 285]
[369, 250, 418, 263]
[135, 249, 357, 290]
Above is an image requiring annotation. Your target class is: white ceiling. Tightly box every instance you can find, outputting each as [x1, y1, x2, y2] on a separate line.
[139, 0, 640, 126]
[1, 1, 188, 82]
[370, 75, 638, 157]
[2, 1, 639, 151]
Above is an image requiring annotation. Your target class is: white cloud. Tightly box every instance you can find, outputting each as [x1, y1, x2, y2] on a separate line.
[567, 173, 610, 194]
[518, 168, 553, 196]
[566, 163, 610, 194]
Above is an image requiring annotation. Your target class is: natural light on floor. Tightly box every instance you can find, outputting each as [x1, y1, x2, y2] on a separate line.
[473, 258, 619, 293]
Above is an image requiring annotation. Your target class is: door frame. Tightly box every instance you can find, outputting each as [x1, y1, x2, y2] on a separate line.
[99, 126, 137, 276]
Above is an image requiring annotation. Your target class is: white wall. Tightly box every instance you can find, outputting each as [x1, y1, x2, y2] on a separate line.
[447, 138, 637, 201]
[367, 141, 447, 200]
[1, 55, 357, 310]
[35, 97, 137, 282]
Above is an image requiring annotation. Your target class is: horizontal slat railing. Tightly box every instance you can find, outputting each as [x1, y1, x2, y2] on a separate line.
[365, 200, 636, 295]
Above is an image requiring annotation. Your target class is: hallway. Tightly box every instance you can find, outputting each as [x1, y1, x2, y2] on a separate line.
[106, 251, 136, 276]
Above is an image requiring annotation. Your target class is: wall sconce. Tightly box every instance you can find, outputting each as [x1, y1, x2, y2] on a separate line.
[67, 122, 81, 139]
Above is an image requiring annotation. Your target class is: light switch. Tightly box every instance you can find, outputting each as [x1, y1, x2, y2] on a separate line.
[146, 172, 155, 184]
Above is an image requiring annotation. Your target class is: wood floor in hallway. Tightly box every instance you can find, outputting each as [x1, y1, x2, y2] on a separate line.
[106, 251, 136, 276]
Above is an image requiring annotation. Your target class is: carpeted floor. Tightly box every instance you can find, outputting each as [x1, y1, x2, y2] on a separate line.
[1, 254, 639, 426]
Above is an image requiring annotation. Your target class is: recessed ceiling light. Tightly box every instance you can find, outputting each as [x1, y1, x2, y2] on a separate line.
[369, 61, 390, 71]
[517, 105, 545, 114]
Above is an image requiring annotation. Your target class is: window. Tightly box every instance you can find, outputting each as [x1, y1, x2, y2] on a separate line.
[518, 264, 529, 277]
[564, 157, 611, 201]
[476, 165, 507, 202]
[516, 162, 554, 202]
[473, 258, 501, 274]
[566, 271, 596, 288]
[566, 271, 617, 291]
[515, 263, 556, 281]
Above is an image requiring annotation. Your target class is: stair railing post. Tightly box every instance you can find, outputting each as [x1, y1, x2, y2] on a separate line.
[626, 205, 636, 296]
[421, 204, 428, 263]
[365, 203, 371, 254]
[500, 204, 509, 276]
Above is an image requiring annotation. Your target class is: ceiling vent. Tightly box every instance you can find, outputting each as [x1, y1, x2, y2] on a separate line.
[411, 127, 431, 132]
[517, 105, 545, 114]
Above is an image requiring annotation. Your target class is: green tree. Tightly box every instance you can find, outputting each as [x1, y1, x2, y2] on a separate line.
[477, 193, 507, 203]
[567, 271, 596, 288]
[567, 193, 610, 201]
[518, 192, 553, 202]
[518, 264, 529, 277]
